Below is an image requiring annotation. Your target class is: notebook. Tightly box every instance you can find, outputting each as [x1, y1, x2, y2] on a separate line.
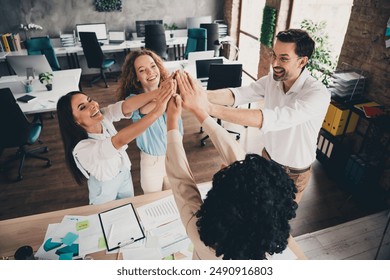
[195, 58, 223, 84]
[17, 94, 36, 103]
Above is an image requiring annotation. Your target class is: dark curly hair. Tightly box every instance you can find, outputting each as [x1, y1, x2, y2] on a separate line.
[196, 154, 298, 260]
[117, 49, 169, 101]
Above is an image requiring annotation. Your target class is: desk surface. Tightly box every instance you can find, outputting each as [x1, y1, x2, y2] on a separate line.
[0, 182, 305, 260]
[0, 68, 81, 114]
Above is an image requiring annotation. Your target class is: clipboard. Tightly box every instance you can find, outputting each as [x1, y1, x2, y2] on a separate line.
[98, 203, 145, 251]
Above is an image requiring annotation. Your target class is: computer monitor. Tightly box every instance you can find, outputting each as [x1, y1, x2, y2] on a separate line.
[6, 54, 53, 78]
[76, 23, 108, 42]
[207, 63, 242, 90]
[135, 20, 163, 38]
[195, 58, 223, 80]
[186, 16, 212, 29]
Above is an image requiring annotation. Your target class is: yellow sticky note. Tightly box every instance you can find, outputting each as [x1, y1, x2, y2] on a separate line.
[76, 220, 89, 231]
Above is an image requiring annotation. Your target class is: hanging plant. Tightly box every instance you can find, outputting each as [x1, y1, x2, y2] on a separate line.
[260, 6, 277, 48]
[95, 0, 122, 12]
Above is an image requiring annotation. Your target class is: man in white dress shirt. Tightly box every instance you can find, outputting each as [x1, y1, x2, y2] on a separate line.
[206, 29, 330, 203]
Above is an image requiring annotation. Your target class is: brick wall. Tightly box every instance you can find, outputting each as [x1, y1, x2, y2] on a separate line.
[338, 0, 390, 106]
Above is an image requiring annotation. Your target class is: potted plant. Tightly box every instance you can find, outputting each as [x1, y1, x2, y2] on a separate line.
[39, 72, 54, 91]
[164, 23, 178, 38]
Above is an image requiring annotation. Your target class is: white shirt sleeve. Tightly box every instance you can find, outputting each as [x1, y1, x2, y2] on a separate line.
[101, 101, 132, 122]
[231, 76, 267, 107]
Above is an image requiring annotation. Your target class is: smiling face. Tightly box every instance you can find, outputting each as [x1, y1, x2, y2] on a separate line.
[134, 55, 161, 92]
[271, 40, 307, 91]
[70, 93, 103, 133]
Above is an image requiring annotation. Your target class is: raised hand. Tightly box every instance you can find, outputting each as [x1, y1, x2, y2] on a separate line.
[175, 71, 209, 123]
[166, 94, 182, 131]
[152, 80, 175, 116]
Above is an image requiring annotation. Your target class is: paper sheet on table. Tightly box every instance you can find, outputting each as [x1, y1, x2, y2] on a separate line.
[136, 195, 180, 231]
[148, 219, 189, 258]
[122, 246, 162, 260]
[77, 214, 106, 257]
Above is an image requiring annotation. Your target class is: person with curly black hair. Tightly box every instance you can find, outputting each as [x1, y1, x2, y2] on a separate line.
[165, 71, 302, 260]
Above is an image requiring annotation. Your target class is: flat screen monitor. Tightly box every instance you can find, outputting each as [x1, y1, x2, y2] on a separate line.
[207, 63, 242, 90]
[195, 58, 223, 80]
[135, 20, 163, 38]
[186, 16, 212, 29]
[76, 23, 108, 41]
[6, 54, 53, 77]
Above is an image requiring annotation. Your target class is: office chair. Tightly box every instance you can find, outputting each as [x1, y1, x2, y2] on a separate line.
[144, 24, 168, 60]
[24, 36, 61, 71]
[0, 88, 51, 181]
[199, 23, 220, 56]
[200, 63, 243, 147]
[79, 32, 117, 88]
[183, 28, 207, 59]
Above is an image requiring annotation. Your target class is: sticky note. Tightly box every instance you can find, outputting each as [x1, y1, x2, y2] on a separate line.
[59, 252, 74, 260]
[76, 220, 89, 231]
[98, 237, 107, 249]
[163, 254, 174, 260]
[61, 232, 78, 246]
[56, 244, 79, 256]
[43, 238, 62, 252]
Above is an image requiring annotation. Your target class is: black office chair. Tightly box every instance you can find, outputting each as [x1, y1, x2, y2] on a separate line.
[0, 88, 51, 181]
[79, 32, 117, 88]
[199, 23, 220, 56]
[144, 24, 168, 60]
[200, 63, 243, 146]
[24, 36, 61, 71]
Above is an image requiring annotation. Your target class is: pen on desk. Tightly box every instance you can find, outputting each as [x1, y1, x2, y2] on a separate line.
[116, 238, 134, 260]
[117, 237, 135, 248]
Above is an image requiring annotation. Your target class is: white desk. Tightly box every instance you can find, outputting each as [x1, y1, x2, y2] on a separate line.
[0, 68, 81, 114]
[2, 37, 188, 58]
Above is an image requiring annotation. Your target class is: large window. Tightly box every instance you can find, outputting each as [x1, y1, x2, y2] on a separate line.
[237, 0, 265, 79]
[289, 0, 353, 66]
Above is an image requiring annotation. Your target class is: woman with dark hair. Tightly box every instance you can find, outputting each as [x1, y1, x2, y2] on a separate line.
[117, 49, 183, 194]
[165, 71, 301, 259]
[56, 82, 173, 205]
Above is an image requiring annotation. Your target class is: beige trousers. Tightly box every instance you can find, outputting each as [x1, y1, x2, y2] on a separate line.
[261, 148, 311, 203]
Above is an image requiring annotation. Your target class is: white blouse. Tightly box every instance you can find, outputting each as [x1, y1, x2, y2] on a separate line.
[73, 101, 132, 182]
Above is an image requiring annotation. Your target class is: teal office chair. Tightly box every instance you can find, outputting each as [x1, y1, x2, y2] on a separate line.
[24, 36, 61, 71]
[79, 32, 117, 88]
[184, 28, 207, 59]
[0, 88, 51, 181]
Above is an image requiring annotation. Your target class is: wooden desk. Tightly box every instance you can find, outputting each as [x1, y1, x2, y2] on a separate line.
[0, 182, 305, 260]
[0, 68, 81, 114]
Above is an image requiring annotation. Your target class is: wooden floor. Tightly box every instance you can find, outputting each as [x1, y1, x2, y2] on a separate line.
[0, 78, 389, 259]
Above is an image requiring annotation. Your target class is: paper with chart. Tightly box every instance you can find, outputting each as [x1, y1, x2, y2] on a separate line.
[136, 195, 180, 231]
